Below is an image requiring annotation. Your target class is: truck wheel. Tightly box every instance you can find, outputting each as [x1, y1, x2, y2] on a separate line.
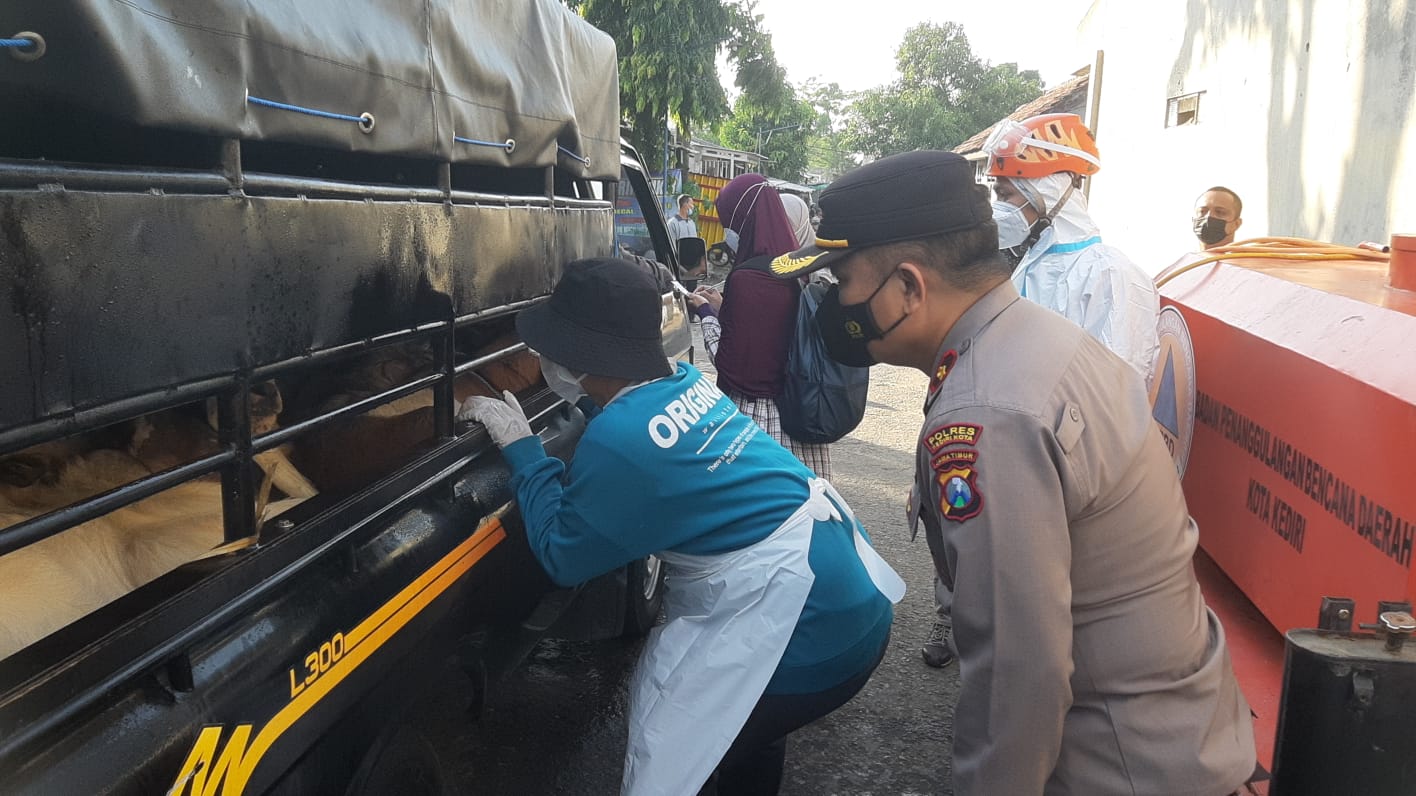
[345, 724, 449, 796]
[622, 555, 665, 637]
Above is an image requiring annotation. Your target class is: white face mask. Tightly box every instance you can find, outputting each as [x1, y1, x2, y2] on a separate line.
[540, 357, 586, 404]
[992, 200, 1032, 250]
[723, 228, 739, 253]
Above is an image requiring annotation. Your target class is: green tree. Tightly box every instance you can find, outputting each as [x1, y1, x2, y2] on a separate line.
[798, 78, 856, 183]
[570, 0, 730, 161]
[568, 0, 790, 168]
[844, 22, 1044, 158]
[722, 3, 794, 111]
[711, 6, 821, 181]
[716, 94, 815, 182]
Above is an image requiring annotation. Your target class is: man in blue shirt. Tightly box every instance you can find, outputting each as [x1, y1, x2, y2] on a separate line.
[462, 257, 903, 796]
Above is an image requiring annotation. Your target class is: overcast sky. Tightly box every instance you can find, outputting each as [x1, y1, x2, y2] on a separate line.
[743, 0, 1098, 93]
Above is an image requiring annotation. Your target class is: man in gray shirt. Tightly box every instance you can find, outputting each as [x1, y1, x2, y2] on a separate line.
[769, 150, 1256, 795]
[667, 193, 697, 242]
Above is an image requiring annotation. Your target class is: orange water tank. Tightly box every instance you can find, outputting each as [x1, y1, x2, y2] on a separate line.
[1154, 242, 1416, 634]
[1391, 233, 1416, 292]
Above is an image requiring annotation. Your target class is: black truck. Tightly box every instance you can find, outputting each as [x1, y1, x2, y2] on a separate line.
[0, 2, 692, 792]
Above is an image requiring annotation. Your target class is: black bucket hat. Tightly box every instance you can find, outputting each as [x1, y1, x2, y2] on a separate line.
[769, 150, 990, 279]
[515, 257, 673, 381]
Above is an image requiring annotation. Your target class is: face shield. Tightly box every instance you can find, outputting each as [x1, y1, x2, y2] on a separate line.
[982, 119, 1102, 173]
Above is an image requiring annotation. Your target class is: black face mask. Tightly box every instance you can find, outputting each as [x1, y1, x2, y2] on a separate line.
[1193, 215, 1229, 246]
[814, 271, 908, 367]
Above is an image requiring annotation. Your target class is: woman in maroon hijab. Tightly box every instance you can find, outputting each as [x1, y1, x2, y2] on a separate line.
[689, 174, 830, 477]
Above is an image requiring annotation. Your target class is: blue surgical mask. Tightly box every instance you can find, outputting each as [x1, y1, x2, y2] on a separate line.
[723, 228, 740, 253]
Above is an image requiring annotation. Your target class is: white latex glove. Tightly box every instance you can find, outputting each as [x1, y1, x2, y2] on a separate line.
[458, 390, 533, 448]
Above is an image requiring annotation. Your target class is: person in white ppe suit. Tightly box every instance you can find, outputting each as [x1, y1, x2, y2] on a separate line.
[984, 113, 1160, 377]
[461, 256, 904, 796]
[920, 114, 1162, 669]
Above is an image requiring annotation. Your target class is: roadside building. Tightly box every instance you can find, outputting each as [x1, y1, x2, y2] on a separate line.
[1074, 0, 1416, 271]
[682, 140, 769, 247]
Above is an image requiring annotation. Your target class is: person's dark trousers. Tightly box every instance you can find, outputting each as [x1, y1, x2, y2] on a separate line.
[699, 633, 889, 796]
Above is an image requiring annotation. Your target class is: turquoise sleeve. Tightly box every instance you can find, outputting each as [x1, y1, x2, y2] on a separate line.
[504, 434, 649, 588]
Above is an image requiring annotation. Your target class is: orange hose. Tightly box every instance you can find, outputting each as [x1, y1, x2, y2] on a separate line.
[1211, 237, 1389, 259]
[1154, 237, 1389, 289]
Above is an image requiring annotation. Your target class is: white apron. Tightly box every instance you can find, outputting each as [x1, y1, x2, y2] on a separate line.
[621, 478, 905, 795]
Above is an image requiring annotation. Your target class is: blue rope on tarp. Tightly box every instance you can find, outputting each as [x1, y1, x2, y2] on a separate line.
[455, 135, 515, 153]
[247, 95, 374, 132]
[453, 136, 587, 164]
[557, 145, 590, 165]
[3, 32, 45, 61]
[248, 95, 359, 123]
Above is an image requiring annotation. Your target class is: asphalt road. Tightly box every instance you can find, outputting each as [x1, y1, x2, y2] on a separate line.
[447, 325, 960, 795]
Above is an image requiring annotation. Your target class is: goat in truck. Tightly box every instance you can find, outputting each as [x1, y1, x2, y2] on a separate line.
[0, 383, 312, 659]
[0, 337, 541, 660]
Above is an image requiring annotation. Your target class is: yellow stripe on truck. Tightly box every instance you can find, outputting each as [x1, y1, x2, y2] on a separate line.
[169, 509, 509, 796]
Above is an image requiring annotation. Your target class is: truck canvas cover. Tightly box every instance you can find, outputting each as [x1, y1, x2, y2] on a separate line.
[0, 0, 623, 442]
[0, 0, 620, 179]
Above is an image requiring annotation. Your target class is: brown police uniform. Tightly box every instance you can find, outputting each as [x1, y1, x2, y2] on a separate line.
[909, 279, 1255, 795]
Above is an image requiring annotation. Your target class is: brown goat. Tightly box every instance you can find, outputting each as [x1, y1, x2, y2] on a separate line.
[289, 336, 541, 494]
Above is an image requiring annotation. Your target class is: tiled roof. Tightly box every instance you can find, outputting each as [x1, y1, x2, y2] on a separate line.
[954, 68, 1091, 155]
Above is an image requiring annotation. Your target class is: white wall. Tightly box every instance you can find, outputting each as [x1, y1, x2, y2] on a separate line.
[1078, 0, 1416, 275]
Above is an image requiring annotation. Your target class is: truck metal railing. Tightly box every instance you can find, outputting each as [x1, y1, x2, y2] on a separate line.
[0, 384, 574, 762]
[0, 451, 236, 559]
[0, 322, 446, 458]
[0, 155, 612, 209]
[0, 127, 613, 568]
[0, 128, 606, 564]
[0, 308, 545, 557]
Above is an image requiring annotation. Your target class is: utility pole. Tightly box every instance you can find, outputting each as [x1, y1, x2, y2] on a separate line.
[755, 123, 804, 156]
[663, 109, 671, 206]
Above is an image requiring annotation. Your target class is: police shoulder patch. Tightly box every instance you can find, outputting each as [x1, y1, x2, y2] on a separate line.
[924, 349, 958, 410]
[931, 448, 977, 469]
[923, 422, 982, 453]
[933, 450, 983, 523]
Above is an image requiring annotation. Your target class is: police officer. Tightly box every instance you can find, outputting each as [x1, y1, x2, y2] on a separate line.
[769, 151, 1256, 795]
